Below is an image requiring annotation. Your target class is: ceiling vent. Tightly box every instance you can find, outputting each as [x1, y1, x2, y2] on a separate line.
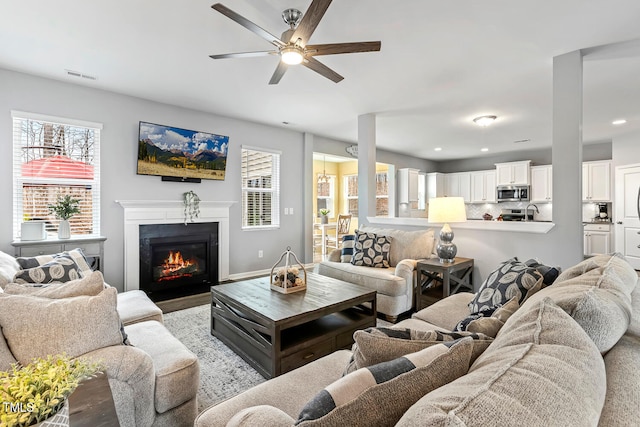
[65, 69, 97, 80]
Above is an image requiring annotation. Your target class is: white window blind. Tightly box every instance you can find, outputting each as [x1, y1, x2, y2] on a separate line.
[241, 146, 280, 229]
[12, 111, 102, 239]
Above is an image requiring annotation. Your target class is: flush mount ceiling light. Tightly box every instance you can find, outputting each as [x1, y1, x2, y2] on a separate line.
[434, 147, 442, 151]
[612, 119, 627, 125]
[481, 148, 489, 152]
[473, 115, 497, 127]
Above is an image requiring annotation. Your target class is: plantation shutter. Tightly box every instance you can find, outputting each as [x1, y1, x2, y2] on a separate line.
[241, 146, 280, 229]
[12, 111, 102, 239]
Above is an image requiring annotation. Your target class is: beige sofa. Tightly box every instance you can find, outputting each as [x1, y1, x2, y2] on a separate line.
[0, 250, 199, 427]
[317, 225, 437, 322]
[195, 253, 640, 426]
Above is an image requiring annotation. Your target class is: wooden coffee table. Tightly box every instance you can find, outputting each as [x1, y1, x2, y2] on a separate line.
[210, 272, 377, 378]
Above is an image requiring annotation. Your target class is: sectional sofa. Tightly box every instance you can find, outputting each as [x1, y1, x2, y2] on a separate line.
[0, 250, 199, 427]
[195, 253, 640, 426]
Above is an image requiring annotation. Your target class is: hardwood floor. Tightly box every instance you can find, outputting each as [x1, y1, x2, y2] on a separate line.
[156, 292, 210, 314]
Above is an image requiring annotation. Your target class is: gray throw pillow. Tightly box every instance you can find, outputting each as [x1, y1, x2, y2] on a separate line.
[16, 248, 93, 277]
[12, 255, 82, 285]
[0, 287, 124, 363]
[344, 327, 493, 375]
[297, 337, 474, 427]
[4, 270, 106, 298]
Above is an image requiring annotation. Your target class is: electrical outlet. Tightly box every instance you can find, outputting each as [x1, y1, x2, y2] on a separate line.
[258, 250, 263, 258]
[284, 208, 289, 215]
[289, 207, 294, 215]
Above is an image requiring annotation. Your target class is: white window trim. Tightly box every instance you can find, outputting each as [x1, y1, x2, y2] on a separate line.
[12, 111, 102, 239]
[241, 145, 281, 231]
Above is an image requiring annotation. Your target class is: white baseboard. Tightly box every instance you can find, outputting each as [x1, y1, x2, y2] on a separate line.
[227, 263, 317, 282]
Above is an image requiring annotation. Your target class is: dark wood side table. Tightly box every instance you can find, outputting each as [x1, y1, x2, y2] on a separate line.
[416, 257, 474, 311]
[68, 372, 120, 427]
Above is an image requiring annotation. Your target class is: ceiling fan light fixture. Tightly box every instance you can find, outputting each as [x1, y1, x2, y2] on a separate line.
[473, 115, 497, 127]
[281, 46, 304, 65]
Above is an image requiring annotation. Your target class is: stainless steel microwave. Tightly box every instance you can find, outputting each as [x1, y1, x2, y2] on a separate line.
[497, 185, 530, 202]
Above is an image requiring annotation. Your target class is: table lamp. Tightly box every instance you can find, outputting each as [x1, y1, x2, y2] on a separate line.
[428, 197, 467, 263]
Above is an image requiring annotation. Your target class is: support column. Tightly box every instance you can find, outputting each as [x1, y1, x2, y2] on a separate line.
[552, 50, 584, 266]
[303, 132, 314, 263]
[358, 114, 376, 226]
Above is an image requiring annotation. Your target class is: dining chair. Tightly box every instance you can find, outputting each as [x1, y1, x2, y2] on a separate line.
[325, 214, 352, 252]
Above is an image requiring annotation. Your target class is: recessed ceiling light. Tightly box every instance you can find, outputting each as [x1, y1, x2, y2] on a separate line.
[473, 115, 497, 127]
[481, 148, 489, 152]
[434, 147, 442, 151]
[612, 119, 627, 125]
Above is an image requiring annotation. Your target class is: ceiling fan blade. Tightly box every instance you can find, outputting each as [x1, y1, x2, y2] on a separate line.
[210, 51, 277, 59]
[212, 3, 285, 47]
[269, 62, 289, 85]
[305, 41, 381, 56]
[290, 0, 332, 45]
[302, 57, 343, 83]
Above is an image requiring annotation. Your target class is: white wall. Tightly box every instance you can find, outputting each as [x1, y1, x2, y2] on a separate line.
[612, 131, 640, 169]
[0, 68, 310, 290]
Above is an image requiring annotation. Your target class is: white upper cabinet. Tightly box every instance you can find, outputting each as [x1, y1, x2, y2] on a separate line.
[398, 168, 419, 204]
[582, 160, 611, 202]
[444, 172, 471, 203]
[495, 160, 531, 185]
[471, 170, 497, 203]
[426, 172, 445, 202]
[530, 165, 552, 202]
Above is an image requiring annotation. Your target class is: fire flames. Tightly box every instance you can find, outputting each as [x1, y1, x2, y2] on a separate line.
[158, 251, 198, 281]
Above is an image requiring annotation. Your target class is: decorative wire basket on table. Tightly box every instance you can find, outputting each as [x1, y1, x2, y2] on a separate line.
[270, 246, 307, 294]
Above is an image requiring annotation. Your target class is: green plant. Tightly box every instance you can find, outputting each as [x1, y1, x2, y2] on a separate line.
[0, 354, 102, 426]
[183, 190, 201, 224]
[48, 195, 81, 220]
[319, 209, 330, 216]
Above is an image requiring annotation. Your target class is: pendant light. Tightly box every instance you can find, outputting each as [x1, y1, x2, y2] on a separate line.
[318, 156, 329, 184]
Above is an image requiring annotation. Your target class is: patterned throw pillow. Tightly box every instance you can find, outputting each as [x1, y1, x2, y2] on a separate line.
[12, 255, 82, 285]
[524, 258, 561, 286]
[296, 337, 474, 427]
[344, 327, 493, 375]
[350, 231, 392, 268]
[453, 297, 520, 337]
[468, 258, 544, 313]
[340, 234, 355, 263]
[16, 248, 93, 278]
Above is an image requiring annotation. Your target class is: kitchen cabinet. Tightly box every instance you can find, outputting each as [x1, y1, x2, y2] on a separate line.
[398, 168, 419, 204]
[530, 165, 552, 202]
[444, 172, 471, 203]
[426, 172, 445, 202]
[471, 170, 497, 203]
[495, 160, 531, 185]
[584, 223, 611, 256]
[582, 160, 611, 202]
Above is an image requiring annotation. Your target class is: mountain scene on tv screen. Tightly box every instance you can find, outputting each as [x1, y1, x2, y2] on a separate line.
[137, 122, 229, 180]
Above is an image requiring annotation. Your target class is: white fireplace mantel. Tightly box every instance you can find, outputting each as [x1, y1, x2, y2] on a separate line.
[116, 200, 236, 292]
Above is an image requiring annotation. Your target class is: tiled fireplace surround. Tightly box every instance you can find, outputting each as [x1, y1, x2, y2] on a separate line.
[116, 200, 233, 292]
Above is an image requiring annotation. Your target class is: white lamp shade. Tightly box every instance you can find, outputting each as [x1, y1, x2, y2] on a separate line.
[428, 197, 467, 223]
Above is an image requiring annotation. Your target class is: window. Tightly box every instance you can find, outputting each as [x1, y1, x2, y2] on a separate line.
[344, 172, 388, 217]
[12, 111, 101, 239]
[316, 175, 335, 217]
[241, 147, 280, 229]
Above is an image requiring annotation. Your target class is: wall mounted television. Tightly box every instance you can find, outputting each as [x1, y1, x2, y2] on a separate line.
[137, 121, 229, 181]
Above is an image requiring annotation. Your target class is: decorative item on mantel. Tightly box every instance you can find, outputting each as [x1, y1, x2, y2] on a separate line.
[270, 247, 307, 294]
[48, 194, 80, 239]
[183, 190, 201, 224]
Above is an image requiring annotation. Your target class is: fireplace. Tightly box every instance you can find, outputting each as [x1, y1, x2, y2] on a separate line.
[139, 222, 218, 302]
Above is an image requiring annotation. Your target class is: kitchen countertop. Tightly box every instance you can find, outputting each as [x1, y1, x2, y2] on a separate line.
[367, 217, 555, 234]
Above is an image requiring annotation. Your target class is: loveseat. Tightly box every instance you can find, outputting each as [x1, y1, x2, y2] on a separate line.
[194, 253, 640, 426]
[317, 225, 437, 322]
[0, 249, 199, 427]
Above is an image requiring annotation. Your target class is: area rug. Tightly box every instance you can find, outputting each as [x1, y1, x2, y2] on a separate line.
[163, 304, 392, 412]
[163, 304, 265, 412]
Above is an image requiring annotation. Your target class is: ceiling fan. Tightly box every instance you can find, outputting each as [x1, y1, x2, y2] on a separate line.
[209, 0, 381, 84]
